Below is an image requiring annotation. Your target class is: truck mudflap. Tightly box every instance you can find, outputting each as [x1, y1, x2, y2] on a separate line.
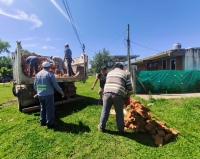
[21, 96, 85, 113]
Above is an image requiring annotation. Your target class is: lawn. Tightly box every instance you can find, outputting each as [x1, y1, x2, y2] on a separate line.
[0, 76, 200, 158]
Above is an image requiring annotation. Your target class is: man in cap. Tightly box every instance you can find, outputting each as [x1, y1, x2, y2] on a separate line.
[50, 56, 64, 75]
[25, 56, 39, 77]
[34, 62, 65, 128]
[64, 43, 75, 77]
[98, 63, 133, 135]
[91, 66, 107, 105]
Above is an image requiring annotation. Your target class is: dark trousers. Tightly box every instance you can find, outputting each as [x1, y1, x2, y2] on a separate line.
[30, 62, 38, 76]
[38, 94, 55, 125]
[99, 92, 125, 131]
[66, 58, 75, 76]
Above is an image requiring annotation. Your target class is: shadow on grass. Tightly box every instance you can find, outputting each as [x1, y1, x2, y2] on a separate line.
[104, 129, 175, 147]
[27, 95, 97, 133]
[53, 120, 90, 134]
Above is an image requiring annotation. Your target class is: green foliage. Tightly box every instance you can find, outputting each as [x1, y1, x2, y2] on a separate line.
[22, 49, 31, 54]
[0, 39, 11, 54]
[89, 48, 114, 73]
[0, 56, 12, 69]
[0, 67, 12, 76]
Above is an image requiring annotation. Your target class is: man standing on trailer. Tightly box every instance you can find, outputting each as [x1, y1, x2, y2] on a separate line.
[34, 62, 65, 128]
[64, 43, 75, 77]
[50, 56, 64, 75]
[25, 56, 39, 77]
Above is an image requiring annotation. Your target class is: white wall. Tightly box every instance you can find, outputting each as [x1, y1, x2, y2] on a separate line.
[185, 48, 200, 70]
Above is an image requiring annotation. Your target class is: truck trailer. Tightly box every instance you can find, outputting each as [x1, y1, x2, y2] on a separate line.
[12, 41, 88, 112]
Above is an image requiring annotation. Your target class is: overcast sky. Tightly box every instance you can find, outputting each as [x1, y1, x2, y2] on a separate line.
[1, 0, 200, 65]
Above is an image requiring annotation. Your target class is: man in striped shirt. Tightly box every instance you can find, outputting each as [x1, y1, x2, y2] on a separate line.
[98, 63, 133, 135]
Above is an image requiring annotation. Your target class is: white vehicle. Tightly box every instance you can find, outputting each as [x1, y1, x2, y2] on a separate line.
[12, 41, 88, 112]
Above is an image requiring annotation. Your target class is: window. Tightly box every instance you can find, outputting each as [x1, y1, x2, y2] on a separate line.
[162, 59, 167, 69]
[170, 59, 176, 70]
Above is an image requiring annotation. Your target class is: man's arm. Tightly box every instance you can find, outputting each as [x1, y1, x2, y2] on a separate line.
[91, 77, 99, 90]
[50, 73, 65, 97]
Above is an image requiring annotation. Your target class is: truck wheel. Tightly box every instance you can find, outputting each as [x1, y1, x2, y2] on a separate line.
[12, 83, 17, 96]
[18, 101, 22, 112]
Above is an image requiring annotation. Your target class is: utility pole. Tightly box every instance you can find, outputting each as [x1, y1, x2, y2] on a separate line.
[127, 24, 136, 93]
[127, 24, 130, 73]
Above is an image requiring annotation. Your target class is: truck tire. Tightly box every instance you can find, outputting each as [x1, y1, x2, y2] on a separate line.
[18, 100, 22, 112]
[12, 83, 17, 96]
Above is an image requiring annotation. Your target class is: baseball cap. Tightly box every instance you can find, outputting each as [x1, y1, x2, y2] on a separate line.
[42, 62, 51, 68]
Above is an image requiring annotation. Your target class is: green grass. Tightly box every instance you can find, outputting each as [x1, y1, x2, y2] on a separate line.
[0, 76, 200, 158]
[0, 83, 15, 105]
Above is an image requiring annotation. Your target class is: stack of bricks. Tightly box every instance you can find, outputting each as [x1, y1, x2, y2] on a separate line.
[124, 98, 179, 146]
[21, 53, 65, 78]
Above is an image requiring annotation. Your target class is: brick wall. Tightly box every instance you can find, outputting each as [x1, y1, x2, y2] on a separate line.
[136, 56, 183, 70]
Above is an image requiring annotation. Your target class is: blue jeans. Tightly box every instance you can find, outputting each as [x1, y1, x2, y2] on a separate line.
[30, 62, 38, 76]
[38, 94, 55, 125]
[66, 58, 75, 76]
[99, 92, 125, 131]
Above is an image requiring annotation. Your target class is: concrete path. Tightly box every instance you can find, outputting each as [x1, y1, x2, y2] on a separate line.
[136, 93, 200, 100]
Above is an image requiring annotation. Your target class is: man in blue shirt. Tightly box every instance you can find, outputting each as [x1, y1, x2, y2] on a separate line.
[34, 62, 65, 128]
[25, 56, 39, 77]
[64, 43, 75, 77]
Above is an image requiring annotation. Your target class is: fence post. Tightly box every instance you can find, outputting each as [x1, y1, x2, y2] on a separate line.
[132, 67, 136, 93]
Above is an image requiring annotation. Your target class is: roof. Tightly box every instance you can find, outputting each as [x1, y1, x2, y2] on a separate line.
[131, 49, 185, 65]
[110, 55, 140, 62]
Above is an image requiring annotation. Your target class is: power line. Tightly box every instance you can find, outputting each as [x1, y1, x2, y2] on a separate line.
[62, 0, 84, 51]
[130, 40, 162, 52]
[104, 30, 126, 49]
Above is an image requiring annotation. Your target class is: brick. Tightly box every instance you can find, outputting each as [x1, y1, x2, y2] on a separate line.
[149, 128, 156, 135]
[157, 129, 165, 137]
[145, 123, 155, 132]
[169, 128, 180, 135]
[155, 134, 163, 146]
[164, 133, 174, 142]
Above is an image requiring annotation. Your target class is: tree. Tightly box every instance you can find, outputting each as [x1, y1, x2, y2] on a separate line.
[0, 56, 12, 69]
[15, 48, 31, 54]
[89, 48, 115, 73]
[0, 67, 12, 76]
[0, 39, 11, 54]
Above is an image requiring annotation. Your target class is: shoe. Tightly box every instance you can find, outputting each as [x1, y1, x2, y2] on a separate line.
[47, 122, 58, 129]
[98, 124, 105, 132]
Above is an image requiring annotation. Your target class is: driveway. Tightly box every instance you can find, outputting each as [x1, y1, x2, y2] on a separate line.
[136, 93, 200, 100]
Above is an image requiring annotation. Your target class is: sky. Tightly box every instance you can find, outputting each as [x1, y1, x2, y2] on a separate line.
[1, 0, 200, 67]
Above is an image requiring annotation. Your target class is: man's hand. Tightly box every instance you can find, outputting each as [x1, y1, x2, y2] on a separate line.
[61, 92, 65, 98]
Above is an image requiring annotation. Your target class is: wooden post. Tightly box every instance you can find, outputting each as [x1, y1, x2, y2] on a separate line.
[132, 67, 136, 93]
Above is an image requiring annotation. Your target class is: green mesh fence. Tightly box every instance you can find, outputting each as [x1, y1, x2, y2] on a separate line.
[136, 70, 200, 94]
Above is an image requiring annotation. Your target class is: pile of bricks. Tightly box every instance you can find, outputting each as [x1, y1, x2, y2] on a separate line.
[21, 53, 66, 78]
[124, 98, 179, 146]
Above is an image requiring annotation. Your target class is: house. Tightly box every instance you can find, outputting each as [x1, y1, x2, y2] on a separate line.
[131, 43, 200, 70]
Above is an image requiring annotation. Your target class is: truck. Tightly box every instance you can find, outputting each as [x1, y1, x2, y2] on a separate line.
[12, 41, 88, 112]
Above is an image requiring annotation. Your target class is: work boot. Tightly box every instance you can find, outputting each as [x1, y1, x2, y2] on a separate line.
[98, 124, 105, 132]
[47, 122, 58, 129]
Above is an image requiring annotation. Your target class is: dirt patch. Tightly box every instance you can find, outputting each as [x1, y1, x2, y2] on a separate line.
[0, 98, 18, 107]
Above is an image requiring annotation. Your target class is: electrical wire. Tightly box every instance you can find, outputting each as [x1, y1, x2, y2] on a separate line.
[104, 30, 126, 49]
[62, 0, 83, 51]
[130, 40, 162, 52]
